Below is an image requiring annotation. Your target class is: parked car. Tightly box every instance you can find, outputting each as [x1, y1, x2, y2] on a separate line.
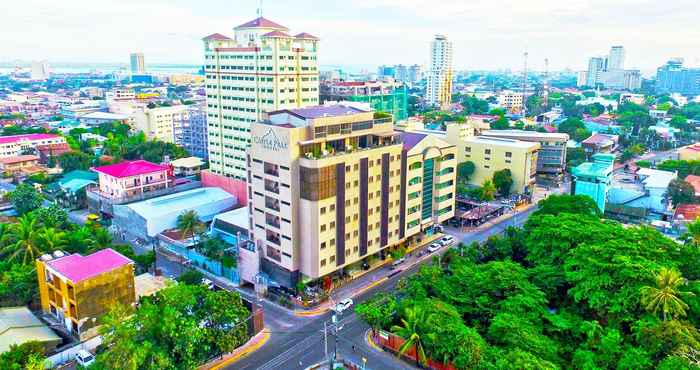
[334, 298, 354, 313]
[439, 235, 455, 247]
[201, 278, 215, 290]
[427, 243, 442, 253]
[390, 257, 406, 269]
[75, 350, 95, 367]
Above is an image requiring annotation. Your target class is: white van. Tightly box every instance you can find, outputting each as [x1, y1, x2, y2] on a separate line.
[439, 235, 455, 247]
[76, 349, 95, 367]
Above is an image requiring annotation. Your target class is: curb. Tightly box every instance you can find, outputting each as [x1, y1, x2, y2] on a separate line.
[203, 329, 271, 370]
[294, 276, 391, 317]
[365, 329, 382, 352]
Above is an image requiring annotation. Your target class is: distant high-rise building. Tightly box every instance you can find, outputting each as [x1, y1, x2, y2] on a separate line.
[30, 60, 50, 80]
[656, 59, 700, 96]
[586, 57, 605, 87]
[576, 71, 588, 87]
[130, 53, 145, 74]
[426, 34, 453, 108]
[203, 16, 320, 180]
[408, 64, 423, 84]
[607, 46, 625, 71]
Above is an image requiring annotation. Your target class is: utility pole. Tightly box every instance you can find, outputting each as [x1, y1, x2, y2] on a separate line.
[324, 320, 328, 364]
[543, 57, 549, 108]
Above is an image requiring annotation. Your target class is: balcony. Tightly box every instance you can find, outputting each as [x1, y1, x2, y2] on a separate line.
[266, 230, 281, 246]
[264, 179, 280, 194]
[265, 213, 281, 229]
[265, 196, 280, 212]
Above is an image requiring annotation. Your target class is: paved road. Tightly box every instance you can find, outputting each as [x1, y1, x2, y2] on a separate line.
[228, 206, 535, 370]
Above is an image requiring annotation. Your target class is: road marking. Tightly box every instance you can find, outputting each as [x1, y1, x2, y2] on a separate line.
[208, 329, 270, 370]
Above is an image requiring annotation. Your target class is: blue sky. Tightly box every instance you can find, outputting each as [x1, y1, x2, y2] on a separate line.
[3, 0, 699, 72]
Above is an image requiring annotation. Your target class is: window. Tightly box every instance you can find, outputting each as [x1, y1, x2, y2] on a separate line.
[330, 204, 335, 211]
[330, 255, 336, 263]
[409, 162, 422, 170]
[321, 242, 327, 249]
[321, 224, 326, 232]
[484, 149, 491, 155]
[321, 259, 327, 267]
[505, 152, 512, 158]
[320, 207, 326, 214]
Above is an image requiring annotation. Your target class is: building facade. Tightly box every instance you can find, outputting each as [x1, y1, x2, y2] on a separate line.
[130, 53, 145, 74]
[426, 35, 453, 108]
[247, 104, 455, 288]
[36, 248, 135, 340]
[133, 104, 188, 143]
[572, 153, 615, 212]
[91, 160, 171, 201]
[204, 17, 320, 181]
[446, 134, 539, 194]
[497, 91, 524, 114]
[320, 80, 408, 120]
[480, 130, 569, 179]
[656, 59, 700, 96]
[0, 134, 66, 159]
[178, 103, 209, 159]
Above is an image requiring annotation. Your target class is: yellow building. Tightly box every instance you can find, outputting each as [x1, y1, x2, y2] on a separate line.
[36, 248, 135, 340]
[133, 104, 188, 143]
[679, 143, 700, 161]
[248, 104, 456, 288]
[448, 135, 539, 194]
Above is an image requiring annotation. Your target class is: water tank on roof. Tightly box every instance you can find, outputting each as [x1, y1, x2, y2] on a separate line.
[52, 251, 65, 258]
[40, 254, 53, 261]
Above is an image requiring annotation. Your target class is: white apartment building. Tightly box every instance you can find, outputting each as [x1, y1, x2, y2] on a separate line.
[426, 35, 453, 108]
[31, 61, 50, 81]
[203, 17, 320, 180]
[133, 104, 188, 143]
[497, 91, 524, 113]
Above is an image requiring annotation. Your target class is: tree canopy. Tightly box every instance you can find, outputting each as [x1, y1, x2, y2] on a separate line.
[357, 195, 700, 369]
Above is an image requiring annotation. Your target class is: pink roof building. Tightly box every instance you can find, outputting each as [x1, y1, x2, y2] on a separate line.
[91, 160, 171, 200]
[0, 133, 66, 159]
[235, 17, 289, 31]
[45, 248, 133, 283]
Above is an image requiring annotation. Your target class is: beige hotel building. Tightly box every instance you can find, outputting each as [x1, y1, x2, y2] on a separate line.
[247, 104, 456, 287]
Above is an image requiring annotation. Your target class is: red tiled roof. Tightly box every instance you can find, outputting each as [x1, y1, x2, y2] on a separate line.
[294, 32, 319, 40]
[333, 81, 366, 87]
[682, 143, 700, 153]
[0, 133, 61, 145]
[685, 175, 700, 195]
[263, 30, 292, 38]
[45, 248, 133, 283]
[0, 155, 39, 164]
[582, 133, 618, 145]
[202, 33, 232, 41]
[674, 203, 700, 222]
[92, 160, 168, 178]
[235, 17, 289, 31]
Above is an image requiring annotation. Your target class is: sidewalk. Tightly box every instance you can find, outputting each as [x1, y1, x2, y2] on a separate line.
[294, 232, 444, 317]
[199, 329, 270, 370]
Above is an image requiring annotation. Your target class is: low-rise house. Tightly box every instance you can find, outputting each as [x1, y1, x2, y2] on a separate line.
[685, 175, 700, 197]
[36, 249, 135, 340]
[0, 154, 41, 176]
[36, 142, 71, 164]
[678, 143, 700, 161]
[0, 306, 62, 354]
[572, 153, 615, 212]
[582, 133, 619, 159]
[170, 156, 204, 177]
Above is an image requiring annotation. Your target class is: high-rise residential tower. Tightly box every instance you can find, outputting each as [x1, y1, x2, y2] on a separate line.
[130, 53, 145, 74]
[30, 60, 50, 80]
[607, 46, 625, 71]
[426, 35, 453, 109]
[586, 57, 605, 87]
[203, 17, 320, 180]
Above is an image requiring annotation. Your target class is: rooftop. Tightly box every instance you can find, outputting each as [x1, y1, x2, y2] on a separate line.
[685, 175, 700, 195]
[481, 129, 569, 141]
[202, 33, 232, 41]
[294, 32, 319, 40]
[170, 156, 204, 168]
[212, 207, 250, 233]
[272, 104, 368, 120]
[263, 30, 292, 38]
[674, 203, 700, 221]
[0, 306, 61, 353]
[126, 187, 235, 221]
[464, 135, 540, 149]
[401, 132, 428, 150]
[0, 155, 39, 164]
[80, 112, 129, 120]
[582, 133, 619, 146]
[0, 133, 62, 145]
[637, 168, 676, 189]
[573, 154, 615, 178]
[45, 248, 133, 283]
[93, 160, 168, 178]
[235, 17, 289, 31]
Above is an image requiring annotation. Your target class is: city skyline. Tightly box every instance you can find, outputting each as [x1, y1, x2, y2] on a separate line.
[4, 0, 700, 72]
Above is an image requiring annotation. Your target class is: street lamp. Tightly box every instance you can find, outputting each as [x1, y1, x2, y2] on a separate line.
[362, 357, 367, 370]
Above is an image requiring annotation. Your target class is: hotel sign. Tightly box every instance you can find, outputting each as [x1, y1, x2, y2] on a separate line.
[253, 128, 288, 152]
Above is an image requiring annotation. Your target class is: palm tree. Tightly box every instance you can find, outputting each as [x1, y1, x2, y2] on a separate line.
[641, 268, 695, 321]
[176, 210, 203, 246]
[390, 306, 429, 367]
[92, 227, 114, 250]
[2, 214, 42, 264]
[38, 228, 67, 251]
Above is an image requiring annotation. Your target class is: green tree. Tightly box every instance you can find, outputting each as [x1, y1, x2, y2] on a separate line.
[0, 341, 45, 370]
[355, 293, 397, 334]
[557, 118, 590, 142]
[8, 184, 43, 215]
[533, 194, 601, 217]
[480, 180, 497, 201]
[491, 116, 510, 130]
[37, 228, 67, 251]
[457, 161, 475, 183]
[667, 178, 696, 206]
[177, 269, 204, 285]
[492, 169, 513, 196]
[176, 210, 203, 245]
[58, 151, 94, 172]
[0, 260, 38, 306]
[391, 305, 429, 367]
[92, 227, 114, 250]
[2, 214, 43, 264]
[32, 203, 68, 229]
[641, 268, 694, 321]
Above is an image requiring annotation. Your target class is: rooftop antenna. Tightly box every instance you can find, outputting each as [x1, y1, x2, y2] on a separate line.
[257, 0, 263, 17]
